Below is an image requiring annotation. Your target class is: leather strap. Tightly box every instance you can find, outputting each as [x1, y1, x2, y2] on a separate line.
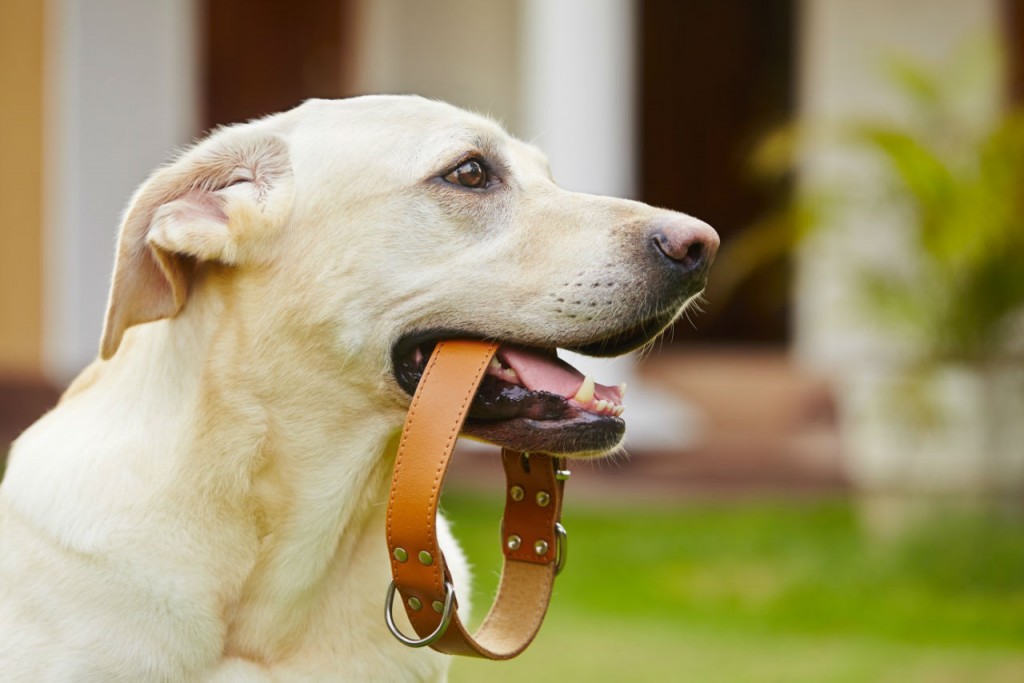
[385, 339, 566, 659]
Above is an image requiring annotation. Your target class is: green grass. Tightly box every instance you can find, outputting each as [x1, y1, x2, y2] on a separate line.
[442, 493, 1024, 682]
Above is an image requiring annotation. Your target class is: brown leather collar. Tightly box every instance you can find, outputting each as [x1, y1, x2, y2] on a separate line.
[384, 339, 568, 659]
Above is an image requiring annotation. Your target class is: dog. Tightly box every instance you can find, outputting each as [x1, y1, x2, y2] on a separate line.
[0, 96, 717, 681]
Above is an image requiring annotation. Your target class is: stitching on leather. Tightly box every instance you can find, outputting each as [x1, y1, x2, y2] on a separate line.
[386, 340, 444, 580]
[421, 340, 450, 598]
[425, 342, 495, 598]
[389, 339, 514, 649]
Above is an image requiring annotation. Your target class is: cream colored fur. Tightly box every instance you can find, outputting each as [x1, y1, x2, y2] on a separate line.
[0, 96, 707, 681]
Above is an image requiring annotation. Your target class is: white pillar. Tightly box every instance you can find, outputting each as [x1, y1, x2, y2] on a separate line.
[520, 0, 636, 198]
[520, 0, 699, 450]
[44, 0, 198, 382]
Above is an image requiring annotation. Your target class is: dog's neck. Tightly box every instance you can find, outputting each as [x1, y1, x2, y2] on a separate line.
[55, 274, 407, 661]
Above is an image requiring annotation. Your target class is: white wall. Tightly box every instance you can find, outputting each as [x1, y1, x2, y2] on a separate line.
[45, 0, 198, 381]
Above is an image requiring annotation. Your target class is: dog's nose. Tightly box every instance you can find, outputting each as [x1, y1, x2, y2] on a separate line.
[649, 216, 720, 277]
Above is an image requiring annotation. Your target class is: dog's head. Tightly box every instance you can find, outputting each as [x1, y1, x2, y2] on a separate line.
[100, 95, 717, 458]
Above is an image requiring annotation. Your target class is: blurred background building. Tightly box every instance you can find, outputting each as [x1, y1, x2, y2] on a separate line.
[2, 0, 1016, 493]
[3, 3, 1023, 681]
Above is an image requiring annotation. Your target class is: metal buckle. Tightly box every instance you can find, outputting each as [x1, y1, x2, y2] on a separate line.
[384, 579, 455, 648]
[554, 522, 568, 576]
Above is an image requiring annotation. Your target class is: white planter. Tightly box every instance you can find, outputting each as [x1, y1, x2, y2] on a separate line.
[838, 363, 1024, 494]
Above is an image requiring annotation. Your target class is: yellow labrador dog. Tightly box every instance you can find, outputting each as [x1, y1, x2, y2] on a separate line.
[0, 96, 717, 681]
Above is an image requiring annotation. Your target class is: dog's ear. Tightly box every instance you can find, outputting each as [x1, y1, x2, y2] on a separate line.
[100, 131, 291, 360]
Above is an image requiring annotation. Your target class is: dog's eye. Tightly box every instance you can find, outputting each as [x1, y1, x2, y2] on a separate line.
[220, 174, 252, 190]
[444, 159, 489, 189]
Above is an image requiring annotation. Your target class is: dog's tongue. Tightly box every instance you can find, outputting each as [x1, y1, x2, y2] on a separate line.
[498, 346, 621, 404]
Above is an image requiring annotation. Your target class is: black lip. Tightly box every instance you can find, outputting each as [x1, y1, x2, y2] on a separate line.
[388, 300, 694, 455]
[390, 331, 629, 455]
[389, 306, 682, 383]
[386, 262, 705, 454]
[393, 339, 578, 422]
[562, 308, 684, 357]
[465, 411, 625, 455]
[391, 332, 489, 399]
[389, 308, 684, 407]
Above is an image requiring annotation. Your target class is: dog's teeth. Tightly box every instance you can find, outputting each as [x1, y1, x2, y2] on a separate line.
[595, 399, 608, 413]
[574, 375, 595, 404]
[618, 382, 627, 399]
[489, 358, 502, 371]
[614, 405, 625, 417]
[505, 367, 518, 379]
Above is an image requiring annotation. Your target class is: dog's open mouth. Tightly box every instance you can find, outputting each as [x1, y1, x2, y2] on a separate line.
[393, 339, 629, 456]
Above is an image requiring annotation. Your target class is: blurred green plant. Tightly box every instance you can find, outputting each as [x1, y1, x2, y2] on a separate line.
[856, 109, 1024, 360]
[717, 50, 1024, 363]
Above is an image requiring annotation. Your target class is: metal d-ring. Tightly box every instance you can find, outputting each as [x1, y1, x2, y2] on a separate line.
[554, 522, 568, 576]
[385, 579, 455, 648]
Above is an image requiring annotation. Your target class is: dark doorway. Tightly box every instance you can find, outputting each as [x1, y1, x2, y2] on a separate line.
[202, 0, 356, 130]
[1005, 0, 1024, 103]
[639, 0, 796, 344]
